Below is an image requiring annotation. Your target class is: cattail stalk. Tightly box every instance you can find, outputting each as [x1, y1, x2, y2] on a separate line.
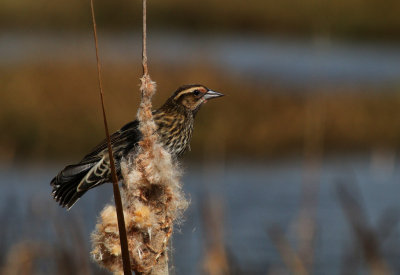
[142, 0, 148, 76]
[91, 0, 188, 274]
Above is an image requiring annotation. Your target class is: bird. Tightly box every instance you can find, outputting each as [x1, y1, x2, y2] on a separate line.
[51, 84, 224, 209]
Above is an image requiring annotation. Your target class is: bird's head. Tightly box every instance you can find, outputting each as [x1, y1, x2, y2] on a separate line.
[165, 84, 224, 115]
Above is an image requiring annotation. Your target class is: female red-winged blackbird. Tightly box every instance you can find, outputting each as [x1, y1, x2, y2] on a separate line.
[51, 84, 224, 209]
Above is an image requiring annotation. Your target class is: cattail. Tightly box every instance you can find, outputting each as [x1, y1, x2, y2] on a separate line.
[91, 76, 188, 274]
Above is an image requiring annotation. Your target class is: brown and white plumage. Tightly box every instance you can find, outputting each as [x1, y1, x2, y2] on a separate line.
[51, 84, 224, 209]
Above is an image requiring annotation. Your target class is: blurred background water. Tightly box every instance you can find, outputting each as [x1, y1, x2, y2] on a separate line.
[2, 158, 400, 274]
[2, 32, 400, 87]
[1, 0, 400, 274]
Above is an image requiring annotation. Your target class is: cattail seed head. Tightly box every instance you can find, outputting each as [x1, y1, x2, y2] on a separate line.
[91, 76, 188, 274]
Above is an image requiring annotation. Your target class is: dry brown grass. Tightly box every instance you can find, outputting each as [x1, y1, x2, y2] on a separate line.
[1, 61, 400, 162]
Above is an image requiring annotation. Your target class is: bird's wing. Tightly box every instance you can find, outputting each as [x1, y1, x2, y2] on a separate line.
[79, 118, 141, 175]
[75, 119, 142, 191]
[51, 119, 142, 209]
[82, 120, 141, 160]
[77, 154, 111, 191]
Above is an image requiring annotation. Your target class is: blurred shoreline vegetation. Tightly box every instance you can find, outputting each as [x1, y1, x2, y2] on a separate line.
[1, 0, 400, 40]
[2, 0, 400, 163]
[1, 60, 400, 163]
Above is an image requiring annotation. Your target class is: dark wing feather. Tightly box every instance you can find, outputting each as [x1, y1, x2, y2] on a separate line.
[82, 120, 138, 159]
[51, 119, 141, 209]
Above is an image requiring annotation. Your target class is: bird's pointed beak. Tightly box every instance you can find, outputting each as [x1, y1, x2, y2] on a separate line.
[203, 90, 224, 100]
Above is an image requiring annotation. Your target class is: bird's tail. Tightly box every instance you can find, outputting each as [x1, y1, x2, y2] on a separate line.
[50, 160, 97, 209]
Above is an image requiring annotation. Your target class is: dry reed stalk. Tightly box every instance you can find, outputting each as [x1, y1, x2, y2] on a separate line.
[337, 183, 392, 275]
[201, 198, 230, 275]
[89, 0, 131, 273]
[91, 0, 188, 274]
[296, 94, 325, 271]
[268, 226, 309, 275]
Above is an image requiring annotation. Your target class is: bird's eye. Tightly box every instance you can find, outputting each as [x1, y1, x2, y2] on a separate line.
[193, 90, 200, 96]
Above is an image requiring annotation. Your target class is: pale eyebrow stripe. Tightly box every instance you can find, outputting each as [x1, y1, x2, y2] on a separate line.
[173, 87, 200, 101]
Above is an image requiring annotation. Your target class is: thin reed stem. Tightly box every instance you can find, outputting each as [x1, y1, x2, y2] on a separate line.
[142, 0, 148, 76]
[89, 0, 132, 274]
